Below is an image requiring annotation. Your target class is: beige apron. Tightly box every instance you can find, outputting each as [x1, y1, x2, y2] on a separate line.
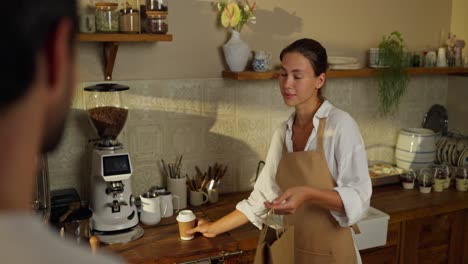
[275, 117, 358, 264]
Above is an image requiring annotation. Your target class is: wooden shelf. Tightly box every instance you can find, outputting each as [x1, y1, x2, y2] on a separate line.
[222, 67, 468, 80]
[78, 33, 173, 42]
[78, 33, 173, 80]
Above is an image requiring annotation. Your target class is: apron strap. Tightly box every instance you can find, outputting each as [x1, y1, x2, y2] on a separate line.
[316, 118, 327, 152]
[351, 224, 361, 234]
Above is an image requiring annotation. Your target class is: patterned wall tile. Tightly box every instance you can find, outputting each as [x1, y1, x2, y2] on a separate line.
[48, 77, 451, 195]
[237, 155, 262, 192]
[127, 124, 164, 162]
[235, 81, 269, 117]
[205, 117, 237, 154]
[236, 117, 269, 155]
[202, 79, 236, 117]
[131, 161, 162, 195]
[164, 118, 207, 157]
[325, 79, 353, 111]
[164, 80, 203, 117]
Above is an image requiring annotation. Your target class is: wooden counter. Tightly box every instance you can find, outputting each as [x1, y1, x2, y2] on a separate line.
[103, 185, 468, 263]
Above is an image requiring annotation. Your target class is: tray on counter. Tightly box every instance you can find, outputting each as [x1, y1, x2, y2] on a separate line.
[368, 162, 405, 187]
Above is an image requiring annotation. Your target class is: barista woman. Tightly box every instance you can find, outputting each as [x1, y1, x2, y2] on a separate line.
[187, 38, 372, 263]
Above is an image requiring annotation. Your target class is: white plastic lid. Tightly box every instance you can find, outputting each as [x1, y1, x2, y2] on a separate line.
[176, 210, 196, 222]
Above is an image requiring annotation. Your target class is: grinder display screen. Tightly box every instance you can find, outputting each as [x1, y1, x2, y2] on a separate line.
[103, 155, 131, 176]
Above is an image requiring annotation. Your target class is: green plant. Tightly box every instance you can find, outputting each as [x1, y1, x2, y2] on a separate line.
[377, 31, 409, 115]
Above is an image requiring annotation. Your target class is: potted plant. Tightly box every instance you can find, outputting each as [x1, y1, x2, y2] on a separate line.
[377, 31, 409, 115]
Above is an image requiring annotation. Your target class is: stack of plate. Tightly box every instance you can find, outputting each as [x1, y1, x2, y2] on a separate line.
[328, 56, 362, 70]
[458, 147, 468, 167]
[436, 135, 468, 166]
[395, 128, 436, 169]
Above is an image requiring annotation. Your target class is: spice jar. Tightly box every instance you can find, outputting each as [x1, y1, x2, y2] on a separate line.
[146, 11, 168, 34]
[119, 5, 140, 33]
[95, 2, 119, 33]
[146, 0, 168, 11]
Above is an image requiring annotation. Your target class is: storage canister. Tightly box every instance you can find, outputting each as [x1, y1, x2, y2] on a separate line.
[146, 11, 168, 34]
[146, 0, 168, 11]
[95, 2, 119, 32]
[119, 6, 140, 33]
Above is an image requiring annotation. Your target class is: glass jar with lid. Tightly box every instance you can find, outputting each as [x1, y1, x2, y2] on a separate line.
[146, 0, 168, 11]
[146, 11, 168, 34]
[95, 2, 119, 33]
[119, 3, 140, 33]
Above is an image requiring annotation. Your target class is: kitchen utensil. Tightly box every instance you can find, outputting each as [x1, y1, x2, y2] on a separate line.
[167, 176, 187, 210]
[422, 104, 448, 135]
[32, 155, 51, 223]
[96, 225, 144, 245]
[159, 191, 179, 218]
[207, 188, 219, 204]
[63, 207, 93, 244]
[84, 84, 139, 238]
[59, 201, 81, 223]
[89, 236, 100, 255]
[140, 193, 164, 225]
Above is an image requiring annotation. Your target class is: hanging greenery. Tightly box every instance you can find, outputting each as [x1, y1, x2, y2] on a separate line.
[377, 31, 409, 115]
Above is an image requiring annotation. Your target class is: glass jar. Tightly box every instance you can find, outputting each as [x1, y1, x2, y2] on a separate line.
[146, 11, 168, 34]
[146, 0, 168, 11]
[95, 2, 119, 33]
[119, 6, 140, 33]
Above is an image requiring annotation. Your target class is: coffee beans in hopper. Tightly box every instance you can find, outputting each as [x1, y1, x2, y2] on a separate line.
[88, 106, 128, 139]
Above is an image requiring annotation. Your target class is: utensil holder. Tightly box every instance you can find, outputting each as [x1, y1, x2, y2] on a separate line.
[167, 177, 187, 210]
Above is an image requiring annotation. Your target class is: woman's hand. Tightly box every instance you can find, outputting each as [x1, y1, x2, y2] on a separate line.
[264, 186, 313, 214]
[186, 219, 218, 238]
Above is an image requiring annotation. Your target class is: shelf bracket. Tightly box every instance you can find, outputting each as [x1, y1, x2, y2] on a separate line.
[103, 42, 120, 81]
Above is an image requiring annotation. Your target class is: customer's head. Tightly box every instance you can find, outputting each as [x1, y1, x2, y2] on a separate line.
[1, 0, 78, 152]
[279, 38, 328, 106]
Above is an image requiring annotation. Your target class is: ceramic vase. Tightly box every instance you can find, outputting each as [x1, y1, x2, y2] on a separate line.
[223, 30, 250, 72]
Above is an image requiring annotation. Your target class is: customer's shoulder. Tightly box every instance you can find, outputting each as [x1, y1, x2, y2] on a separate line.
[0, 215, 125, 264]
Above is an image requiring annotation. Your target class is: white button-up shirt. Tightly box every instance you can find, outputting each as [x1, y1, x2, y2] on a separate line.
[236, 100, 372, 229]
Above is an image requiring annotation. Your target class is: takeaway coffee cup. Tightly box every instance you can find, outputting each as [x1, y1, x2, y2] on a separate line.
[176, 210, 196, 240]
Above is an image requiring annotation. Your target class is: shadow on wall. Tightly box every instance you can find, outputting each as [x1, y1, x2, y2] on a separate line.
[247, 7, 302, 67]
[252, 8, 303, 37]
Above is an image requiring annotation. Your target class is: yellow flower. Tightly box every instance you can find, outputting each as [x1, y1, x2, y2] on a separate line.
[221, 2, 241, 28]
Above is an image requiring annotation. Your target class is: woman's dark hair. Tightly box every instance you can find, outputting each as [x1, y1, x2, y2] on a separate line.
[280, 38, 329, 98]
[1, 0, 78, 109]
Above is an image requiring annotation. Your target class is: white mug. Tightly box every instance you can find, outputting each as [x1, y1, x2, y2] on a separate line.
[189, 190, 209, 206]
[140, 194, 163, 225]
[159, 191, 180, 218]
[79, 14, 96, 33]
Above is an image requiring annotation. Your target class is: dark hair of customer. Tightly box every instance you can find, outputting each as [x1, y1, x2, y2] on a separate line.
[280, 38, 329, 98]
[0, 0, 78, 110]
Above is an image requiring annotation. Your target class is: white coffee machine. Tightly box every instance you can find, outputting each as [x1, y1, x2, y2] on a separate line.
[84, 84, 140, 238]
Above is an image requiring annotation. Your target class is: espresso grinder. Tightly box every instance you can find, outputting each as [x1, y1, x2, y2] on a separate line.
[84, 84, 140, 240]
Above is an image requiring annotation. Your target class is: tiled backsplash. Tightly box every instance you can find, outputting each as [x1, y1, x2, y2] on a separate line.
[48, 76, 448, 198]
